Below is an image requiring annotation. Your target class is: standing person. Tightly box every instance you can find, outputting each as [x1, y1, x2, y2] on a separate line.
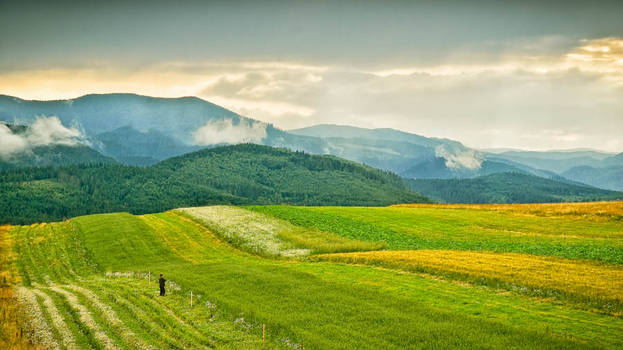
[159, 274, 166, 296]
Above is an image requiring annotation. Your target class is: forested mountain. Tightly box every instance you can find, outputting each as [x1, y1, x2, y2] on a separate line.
[485, 150, 623, 191]
[404, 172, 623, 204]
[485, 150, 615, 173]
[290, 124, 476, 174]
[0, 122, 115, 169]
[0, 94, 325, 165]
[2, 94, 621, 190]
[0, 144, 430, 224]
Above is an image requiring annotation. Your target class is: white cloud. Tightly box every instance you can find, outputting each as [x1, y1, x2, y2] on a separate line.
[0, 117, 84, 159]
[193, 118, 267, 145]
[435, 145, 483, 170]
[0, 124, 28, 158]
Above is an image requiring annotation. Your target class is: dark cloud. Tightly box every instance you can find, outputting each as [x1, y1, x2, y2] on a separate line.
[2, 0, 623, 70]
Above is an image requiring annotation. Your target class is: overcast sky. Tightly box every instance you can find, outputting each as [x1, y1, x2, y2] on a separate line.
[1, 0, 622, 152]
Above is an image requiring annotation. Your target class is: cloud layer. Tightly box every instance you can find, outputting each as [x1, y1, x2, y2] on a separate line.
[0, 117, 84, 159]
[1, 37, 622, 152]
[193, 118, 267, 145]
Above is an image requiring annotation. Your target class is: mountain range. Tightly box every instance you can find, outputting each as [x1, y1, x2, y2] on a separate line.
[405, 172, 623, 204]
[1, 93, 621, 198]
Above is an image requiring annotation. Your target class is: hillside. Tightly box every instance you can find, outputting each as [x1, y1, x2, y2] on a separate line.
[0, 144, 429, 224]
[2, 94, 620, 189]
[0, 94, 327, 165]
[485, 150, 615, 173]
[2, 203, 622, 349]
[403, 172, 623, 203]
[290, 124, 477, 174]
[563, 164, 623, 191]
[0, 122, 116, 169]
[0, 144, 115, 170]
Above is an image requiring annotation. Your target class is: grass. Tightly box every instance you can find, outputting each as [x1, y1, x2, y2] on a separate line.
[313, 249, 623, 315]
[248, 204, 623, 264]
[5, 209, 623, 349]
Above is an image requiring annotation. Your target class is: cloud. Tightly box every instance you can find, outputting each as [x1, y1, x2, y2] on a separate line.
[193, 118, 267, 145]
[0, 124, 28, 158]
[1, 37, 622, 152]
[435, 145, 483, 170]
[0, 117, 84, 159]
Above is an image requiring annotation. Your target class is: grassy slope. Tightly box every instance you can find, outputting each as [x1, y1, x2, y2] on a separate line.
[8, 208, 623, 349]
[248, 204, 623, 264]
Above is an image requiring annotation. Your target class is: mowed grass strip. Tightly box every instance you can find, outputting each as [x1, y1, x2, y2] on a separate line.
[314, 249, 623, 314]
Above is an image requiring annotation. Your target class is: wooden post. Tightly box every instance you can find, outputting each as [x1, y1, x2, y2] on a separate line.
[148, 271, 151, 284]
[262, 324, 266, 345]
[190, 291, 193, 308]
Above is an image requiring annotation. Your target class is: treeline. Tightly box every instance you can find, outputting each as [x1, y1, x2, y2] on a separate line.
[404, 172, 623, 204]
[1, 144, 430, 224]
[0, 145, 115, 170]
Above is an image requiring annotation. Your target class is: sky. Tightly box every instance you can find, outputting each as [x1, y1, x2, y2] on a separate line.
[1, 0, 622, 152]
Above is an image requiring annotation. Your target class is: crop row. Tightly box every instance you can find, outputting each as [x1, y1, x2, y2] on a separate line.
[314, 249, 623, 315]
[15, 277, 272, 350]
[392, 201, 623, 221]
[249, 205, 623, 264]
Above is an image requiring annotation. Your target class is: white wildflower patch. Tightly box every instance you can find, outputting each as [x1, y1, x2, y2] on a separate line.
[177, 206, 310, 257]
[233, 316, 253, 331]
[278, 336, 304, 349]
[15, 287, 60, 350]
[49, 285, 120, 350]
[31, 288, 78, 350]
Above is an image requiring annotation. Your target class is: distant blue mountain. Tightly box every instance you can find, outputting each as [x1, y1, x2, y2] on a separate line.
[1, 94, 620, 191]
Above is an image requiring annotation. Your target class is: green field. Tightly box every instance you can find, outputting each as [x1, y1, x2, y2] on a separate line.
[2, 203, 623, 349]
[248, 204, 623, 264]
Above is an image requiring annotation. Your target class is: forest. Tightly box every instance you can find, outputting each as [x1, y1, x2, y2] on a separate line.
[0, 144, 430, 224]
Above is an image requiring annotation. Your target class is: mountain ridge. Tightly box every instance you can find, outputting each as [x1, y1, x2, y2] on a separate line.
[404, 172, 623, 204]
[0, 143, 430, 224]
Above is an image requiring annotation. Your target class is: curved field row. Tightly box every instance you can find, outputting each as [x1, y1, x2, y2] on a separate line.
[17, 278, 268, 350]
[30, 288, 78, 349]
[314, 249, 623, 314]
[61, 284, 150, 350]
[13, 287, 57, 349]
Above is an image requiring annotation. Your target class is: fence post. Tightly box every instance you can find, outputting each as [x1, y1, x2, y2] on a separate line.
[148, 271, 151, 284]
[262, 324, 266, 345]
[190, 291, 193, 308]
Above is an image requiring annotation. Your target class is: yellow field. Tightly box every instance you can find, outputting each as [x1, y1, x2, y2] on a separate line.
[315, 249, 623, 308]
[0, 226, 40, 349]
[392, 201, 623, 220]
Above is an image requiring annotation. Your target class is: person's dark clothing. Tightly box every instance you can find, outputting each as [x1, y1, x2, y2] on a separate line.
[159, 277, 166, 296]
